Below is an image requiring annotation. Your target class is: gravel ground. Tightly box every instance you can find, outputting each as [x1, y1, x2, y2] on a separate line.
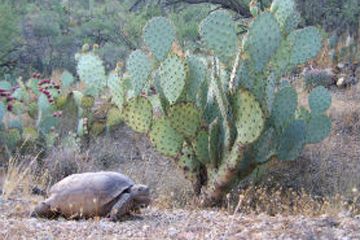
[1, 197, 360, 240]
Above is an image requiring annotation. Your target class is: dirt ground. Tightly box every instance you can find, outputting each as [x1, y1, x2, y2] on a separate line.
[1, 196, 360, 240]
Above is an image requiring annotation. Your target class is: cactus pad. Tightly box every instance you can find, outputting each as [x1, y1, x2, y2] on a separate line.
[106, 107, 123, 128]
[271, 0, 301, 34]
[199, 10, 237, 60]
[158, 55, 186, 104]
[287, 27, 322, 66]
[77, 118, 87, 136]
[305, 114, 331, 144]
[127, 50, 152, 95]
[61, 70, 75, 90]
[186, 55, 207, 102]
[38, 93, 53, 113]
[233, 88, 264, 144]
[0, 102, 5, 122]
[242, 12, 281, 72]
[277, 120, 306, 160]
[168, 103, 201, 138]
[76, 52, 106, 94]
[178, 144, 200, 181]
[108, 71, 125, 111]
[80, 95, 95, 109]
[143, 17, 175, 61]
[208, 118, 220, 165]
[123, 97, 152, 133]
[38, 116, 59, 134]
[271, 86, 297, 130]
[0, 81, 11, 90]
[193, 130, 210, 165]
[90, 121, 105, 136]
[5, 128, 21, 150]
[149, 117, 184, 157]
[254, 128, 276, 164]
[308, 86, 332, 114]
[23, 127, 38, 141]
[8, 119, 23, 131]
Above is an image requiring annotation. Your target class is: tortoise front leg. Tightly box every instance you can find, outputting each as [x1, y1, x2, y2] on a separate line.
[109, 193, 134, 221]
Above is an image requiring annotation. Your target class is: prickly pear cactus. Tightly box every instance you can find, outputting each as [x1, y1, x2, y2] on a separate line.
[143, 17, 175, 61]
[108, 0, 331, 205]
[199, 10, 237, 61]
[157, 55, 187, 104]
[76, 51, 106, 95]
[127, 50, 152, 96]
[149, 117, 184, 157]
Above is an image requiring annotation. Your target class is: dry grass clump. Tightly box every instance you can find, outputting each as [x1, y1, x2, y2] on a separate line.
[229, 181, 360, 217]
[1, 153, 39, 200]
[33, 145, 95, 190]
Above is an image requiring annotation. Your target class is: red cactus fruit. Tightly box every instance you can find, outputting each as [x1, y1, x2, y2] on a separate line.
[7, 104, 13, 111]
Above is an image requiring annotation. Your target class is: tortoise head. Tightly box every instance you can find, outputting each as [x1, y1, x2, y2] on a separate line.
[30, 202, 59, 219]
[130, 184, 150, 207]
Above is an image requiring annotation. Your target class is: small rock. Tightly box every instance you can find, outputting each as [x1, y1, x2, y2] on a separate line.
[168, 227, 179, 237]
[142, 224, 150, 231]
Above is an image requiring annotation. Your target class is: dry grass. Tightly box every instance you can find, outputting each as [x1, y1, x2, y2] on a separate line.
[1, 153, 39, 200]
[228, 182, 360, 217]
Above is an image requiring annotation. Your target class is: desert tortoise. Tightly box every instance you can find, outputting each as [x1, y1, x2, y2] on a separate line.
[30, 171, 150, 221]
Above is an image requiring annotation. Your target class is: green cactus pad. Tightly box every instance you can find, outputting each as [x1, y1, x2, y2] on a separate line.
[12, 88, 30, 103]
[265, 73, 276, 114]
[196, 80, 209, 111]
[38, 93, 53, 113]
[193, 130, 210, 165]
[305, 114, 331, 144]
[308, 86, 332, 114]
[90, 121, 105, 136]
[76, 52, 106, 94]
[242, 12, 281, 72]
[127, 50, 152, 95]
[8, 119, 23, 131]
[277, 120, 306, 161]
[149, 117, 184, 157]
[0, 102, 5, 122]
[77, 118, 88, 136]
[287, 27, 322, 66]
[5, 128, 21, 150]
[209, 118, 220, 165]
[61, 70, 75, 90]
[254, 128, 276, 164]
[178, 144, 201, 181]
[158, 55, 186, 104]
[271, 0, 301, 34]
[233, 88, 264, 144]
[0, 81, 11, 90]
[199, 10, 237, 60]
[168, 103, 201, 138]
[80, 95, 95, 109]
[106, 107, 123, 128]
[27, 102, 38, 119]
[186, 55, 207, 102]
[23, 127, 38, 141]
[271, 86, 298, 130]
[123, 97, 152, 133]
[107, 71, 125, 111]
[38, 116, 59, 134]
[143, 17, 175, 61]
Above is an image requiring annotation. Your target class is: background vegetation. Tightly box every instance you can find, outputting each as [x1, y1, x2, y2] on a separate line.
[0, 0, 359, 210]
